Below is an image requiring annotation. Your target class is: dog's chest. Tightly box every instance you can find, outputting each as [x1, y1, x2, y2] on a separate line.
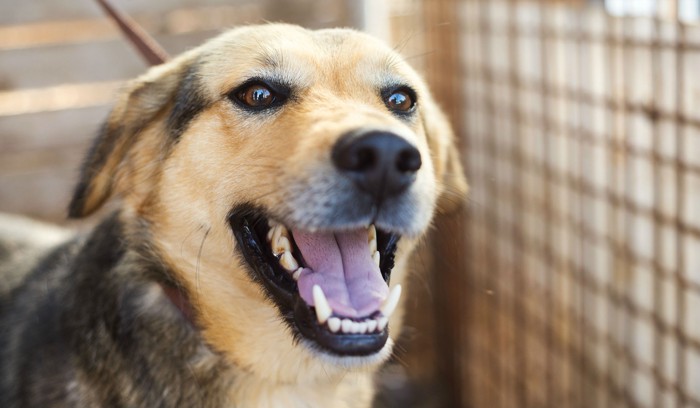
[225, 372, 375, 408]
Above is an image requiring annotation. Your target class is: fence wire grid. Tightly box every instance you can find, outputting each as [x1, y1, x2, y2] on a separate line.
[392, 0, 700, 407]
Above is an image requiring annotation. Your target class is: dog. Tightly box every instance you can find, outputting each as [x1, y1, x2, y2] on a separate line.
[0, 23, 467, 407]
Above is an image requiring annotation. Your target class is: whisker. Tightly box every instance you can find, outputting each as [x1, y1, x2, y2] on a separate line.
[195, 227, 211, 301]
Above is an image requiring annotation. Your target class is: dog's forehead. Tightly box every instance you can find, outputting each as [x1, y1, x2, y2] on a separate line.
[196, 25, 418, 94]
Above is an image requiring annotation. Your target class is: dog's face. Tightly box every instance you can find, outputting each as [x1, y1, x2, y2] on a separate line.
[69, 24, 467, 382]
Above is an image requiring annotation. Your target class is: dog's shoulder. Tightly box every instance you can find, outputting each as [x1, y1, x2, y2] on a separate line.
[0, 213, 232, 407]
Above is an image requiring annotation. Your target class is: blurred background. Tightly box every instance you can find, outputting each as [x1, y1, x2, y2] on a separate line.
[1, 0, 700, 407]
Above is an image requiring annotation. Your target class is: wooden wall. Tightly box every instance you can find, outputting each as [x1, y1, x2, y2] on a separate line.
[0, 0, 359, 221]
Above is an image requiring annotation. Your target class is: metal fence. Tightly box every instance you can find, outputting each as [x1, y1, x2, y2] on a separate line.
[397, 0, 700, 406]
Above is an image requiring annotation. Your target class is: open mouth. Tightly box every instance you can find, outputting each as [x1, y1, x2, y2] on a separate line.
[228, 205, 401, 356]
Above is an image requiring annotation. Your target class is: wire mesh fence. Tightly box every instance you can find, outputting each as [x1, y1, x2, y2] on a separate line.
[392, 0, 700, 406]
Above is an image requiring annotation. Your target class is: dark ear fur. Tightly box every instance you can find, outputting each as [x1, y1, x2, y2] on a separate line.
[68, 58, 206, 218]
[421, 99, 468, 215]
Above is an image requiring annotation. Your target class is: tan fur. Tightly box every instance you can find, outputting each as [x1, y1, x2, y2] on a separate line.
[74, 24, 467, 407]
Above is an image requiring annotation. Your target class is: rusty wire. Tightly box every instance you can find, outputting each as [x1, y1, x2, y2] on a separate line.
[398, 0, 700, 406]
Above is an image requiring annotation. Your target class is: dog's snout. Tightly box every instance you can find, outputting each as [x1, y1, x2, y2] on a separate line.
[332, 131, 421, 202]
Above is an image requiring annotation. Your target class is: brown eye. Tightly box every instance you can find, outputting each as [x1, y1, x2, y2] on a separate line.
[229, 80, 290, 112]
[238, 84, 275, 107]
[385, 88, 416, 113]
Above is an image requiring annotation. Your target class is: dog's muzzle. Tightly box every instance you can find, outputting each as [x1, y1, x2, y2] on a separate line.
[227, 130, 422, 357]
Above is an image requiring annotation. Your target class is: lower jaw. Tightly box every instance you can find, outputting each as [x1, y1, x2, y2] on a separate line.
[303, 336, 396, 369]
[291, 295, 390, 357]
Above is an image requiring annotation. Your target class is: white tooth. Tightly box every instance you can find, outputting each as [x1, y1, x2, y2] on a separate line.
[266, 225, 277, 242]
[377, 316, 388, 332]
[271, 224, 289, 246]
[341, 319, 353, 333]
[367, 319, 378, 332]
[368, 225, 376, 242]
[273, 236, 291, 255]
[368, 225, 377, 254]
[280, 252, 299, 271]
[380, 284, 402, 318]
[358, 321, 368, 334]
[292, 268, 303, 281]
[312, 285, 332, 324]
[268, 219, 279, 228]
[372, 251, 380, 267]
[328, 317, 341, 333]
[352, 322, 362, 334]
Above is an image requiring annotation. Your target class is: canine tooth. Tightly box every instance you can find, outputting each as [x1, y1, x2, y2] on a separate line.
[368, 225, 376, 241]
[341, 319, 353, 333]
[377, 316, 388, 332]
[328, 317, 341, 333]
[273, 236, 291, 255]
[368, 225, 377, 254]
[312, 285, 332, 324]
[292, 268, 303, 281]
[372, 251, 380, 267]
[367, 319, 378, 332]
[268, 219, 279, 228]
[279, 252, 299, 271]
[380, 284, 402, 318]
[271, 225, 289, 247]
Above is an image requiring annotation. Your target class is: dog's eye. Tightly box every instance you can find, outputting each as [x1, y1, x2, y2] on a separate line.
[229, 80, 291, 111]
[384, 88, 416, 114]
[237, 84, 276, 108]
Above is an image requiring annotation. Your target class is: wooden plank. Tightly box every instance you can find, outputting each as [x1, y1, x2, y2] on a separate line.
[0, 144, 87, 175]
[1, 0, 357, 32]
[0, 105, 110, 153]
[422, 0, 468, 407]
[0, 0, 259, 25]
[0, 82, 121, 117]
[0, 31, 219, 90]
[0, 4, 265, 51]
[0, 165, 78, 220]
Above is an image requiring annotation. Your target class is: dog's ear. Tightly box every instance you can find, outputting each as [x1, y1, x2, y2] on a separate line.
[421, 99, 469, 215]
[68, 57, 204, 218]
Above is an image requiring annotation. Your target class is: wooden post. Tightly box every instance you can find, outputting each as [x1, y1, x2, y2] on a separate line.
[422, 0, 468, 406]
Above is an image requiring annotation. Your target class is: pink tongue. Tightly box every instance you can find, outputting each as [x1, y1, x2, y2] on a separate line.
[293, 229, 388, 318]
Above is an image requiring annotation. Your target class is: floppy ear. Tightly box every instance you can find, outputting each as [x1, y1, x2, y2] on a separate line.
[421, 98, 469, 215]
[68, 56, 204, 218]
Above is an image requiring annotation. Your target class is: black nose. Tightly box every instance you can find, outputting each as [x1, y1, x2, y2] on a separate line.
[332, 131, 422, 203]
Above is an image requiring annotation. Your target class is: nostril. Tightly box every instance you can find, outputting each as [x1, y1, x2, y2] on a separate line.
[355, 147, 377, 172]
[333, 139, 379, 172]
[396, 147, 422, 173]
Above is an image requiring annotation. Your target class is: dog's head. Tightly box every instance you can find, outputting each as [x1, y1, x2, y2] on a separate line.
[69, 24, 467, 381]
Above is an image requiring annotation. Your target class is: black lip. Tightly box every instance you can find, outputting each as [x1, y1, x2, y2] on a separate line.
[228, 205, 399, 356]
